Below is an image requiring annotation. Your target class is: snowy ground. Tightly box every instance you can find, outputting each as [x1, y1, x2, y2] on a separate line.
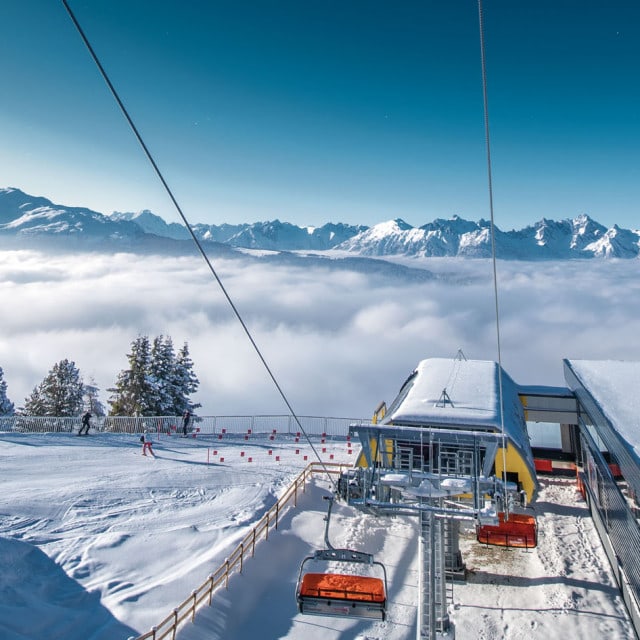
[0, 432, 634, 640]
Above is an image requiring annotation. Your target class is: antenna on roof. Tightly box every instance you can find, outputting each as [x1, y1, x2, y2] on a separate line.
[436, 388, 455, 408]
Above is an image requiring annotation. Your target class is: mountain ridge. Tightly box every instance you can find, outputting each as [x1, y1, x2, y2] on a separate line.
[1, 187, 638, 259]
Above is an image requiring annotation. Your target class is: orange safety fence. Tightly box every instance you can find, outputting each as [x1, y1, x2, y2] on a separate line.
[576, 469, 586, 499]
[299, 573, 385, 603]
[533, 458, 553, 473]
[534, 458, 577, 475]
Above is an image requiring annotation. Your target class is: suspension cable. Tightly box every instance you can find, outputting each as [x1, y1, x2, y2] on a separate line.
[61, 0, 336, 488]
[477, 0, 509, 512]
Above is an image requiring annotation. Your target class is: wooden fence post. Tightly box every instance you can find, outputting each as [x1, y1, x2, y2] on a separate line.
[172, 609, 179, 640]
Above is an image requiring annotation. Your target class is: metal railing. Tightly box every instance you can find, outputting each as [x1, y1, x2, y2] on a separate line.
[0, 414, 366, 436]
[130, 461, 350, 640]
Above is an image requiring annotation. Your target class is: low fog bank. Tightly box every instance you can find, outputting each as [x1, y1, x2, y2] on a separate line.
[1, 249, 638, 417]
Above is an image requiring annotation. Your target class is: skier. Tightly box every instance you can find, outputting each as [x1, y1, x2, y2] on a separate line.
[142, 430, 154, 456]
[78, 411, 91, 436]
[181, 410, 191, 437]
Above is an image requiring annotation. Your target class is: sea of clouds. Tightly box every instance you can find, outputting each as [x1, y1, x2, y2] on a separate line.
[1, 249, 638, 418]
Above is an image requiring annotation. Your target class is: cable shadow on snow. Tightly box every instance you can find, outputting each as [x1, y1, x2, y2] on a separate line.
[0, 434, 43, 447]
[135, 454, 216, 467]
[457, 601, 629, 623]
[465, 569, 619, 597]
[534, 499, 588, 518]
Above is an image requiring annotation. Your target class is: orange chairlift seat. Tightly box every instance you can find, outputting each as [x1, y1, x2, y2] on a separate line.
[296, 548, 388, 620]
[295, 497, 388, 621]
[300, 572, 385, 603]
[476, 512, 537, 549]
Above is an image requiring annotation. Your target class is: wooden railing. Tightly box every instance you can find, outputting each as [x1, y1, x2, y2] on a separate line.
[131, 461, 350, 640]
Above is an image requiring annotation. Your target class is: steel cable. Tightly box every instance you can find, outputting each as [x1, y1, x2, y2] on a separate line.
[477, 0, 509, 514]
[61, 0, 336, 489]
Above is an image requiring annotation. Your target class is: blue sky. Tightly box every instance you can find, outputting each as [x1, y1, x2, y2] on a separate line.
[1, 1, 638, 229]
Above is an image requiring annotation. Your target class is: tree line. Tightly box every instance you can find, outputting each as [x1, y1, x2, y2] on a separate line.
[0, 335, 200, 417]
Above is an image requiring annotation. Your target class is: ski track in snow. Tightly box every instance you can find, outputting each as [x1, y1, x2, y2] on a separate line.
[0, 434, 635, 639]
[0, 432, 354, 636]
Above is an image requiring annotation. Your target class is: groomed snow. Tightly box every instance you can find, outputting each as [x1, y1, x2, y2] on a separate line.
[0, 432, 634, 639]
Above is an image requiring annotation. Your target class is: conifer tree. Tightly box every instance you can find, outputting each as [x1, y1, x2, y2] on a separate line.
[22, 359, 84, 416]
[172, 342, 201, 415]
[108, 335, 156, 416]
[149, 335, 177, 415]
[83, 378, 106, 416]
[0, 366, 15, 416]
[108, 335, 201, 416]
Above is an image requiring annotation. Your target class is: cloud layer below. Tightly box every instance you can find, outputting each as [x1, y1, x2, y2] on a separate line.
[1, 249, 638, 418]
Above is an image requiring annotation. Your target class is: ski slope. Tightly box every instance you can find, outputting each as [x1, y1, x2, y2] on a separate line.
[0, 431, 634, 639]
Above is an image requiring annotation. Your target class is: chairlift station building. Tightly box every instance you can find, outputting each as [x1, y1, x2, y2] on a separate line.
[346, 356, 640, 639]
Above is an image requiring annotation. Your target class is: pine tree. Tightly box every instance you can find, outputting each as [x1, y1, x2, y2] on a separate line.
[0, 366, 15, 415]
[83, 378, 106, 416]
[108, 335, 201, 416]
[149, 335, 176, 415]
[108, 336, 156, 416]
[172, 342, 201, 415]
[22, 359, 84, 416]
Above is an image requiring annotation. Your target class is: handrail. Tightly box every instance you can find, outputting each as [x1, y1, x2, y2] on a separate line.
[130, 461, 350, 640]
[0, 415, 365, 436]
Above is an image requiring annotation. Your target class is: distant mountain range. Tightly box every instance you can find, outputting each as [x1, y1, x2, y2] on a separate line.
[1, 187, 639, 259]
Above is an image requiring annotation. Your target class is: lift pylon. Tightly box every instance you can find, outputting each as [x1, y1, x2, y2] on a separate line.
[338, 419, 536, 639]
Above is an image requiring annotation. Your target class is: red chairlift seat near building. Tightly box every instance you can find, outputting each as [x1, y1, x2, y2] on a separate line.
[476, 512, 537, 548]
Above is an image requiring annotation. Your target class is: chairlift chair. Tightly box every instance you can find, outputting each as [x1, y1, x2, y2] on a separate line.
[295, 497, 388, 621]
[476, 511, 538, 549]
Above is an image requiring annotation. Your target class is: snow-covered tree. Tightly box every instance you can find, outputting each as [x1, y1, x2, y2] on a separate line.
[0, 366, 15, 415]
[108, 335, 156, 416]
[22, 359, 84, 416]
[148, 335, 177, 415]
[83, 377, 106, 416]
[172, 342, 201, 415]
[108, 335, 200, 416]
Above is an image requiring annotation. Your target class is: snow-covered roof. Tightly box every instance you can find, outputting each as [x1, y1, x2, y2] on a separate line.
[384, 358, 530, 449]
[565, 359, 640, 456]
[517, 384, 573, 398]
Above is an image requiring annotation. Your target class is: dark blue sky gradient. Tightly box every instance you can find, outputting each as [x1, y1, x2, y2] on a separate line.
[1, 1, 638, 228]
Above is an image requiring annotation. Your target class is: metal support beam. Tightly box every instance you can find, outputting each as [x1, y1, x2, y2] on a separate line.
[418, 506, 450, 640]
[444, 518, 465, 578]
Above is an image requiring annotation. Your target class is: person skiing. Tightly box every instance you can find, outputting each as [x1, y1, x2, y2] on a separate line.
[142, 430, 154, 456]
[181, 410, 191, 437]
[79, 411, 91, 436]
